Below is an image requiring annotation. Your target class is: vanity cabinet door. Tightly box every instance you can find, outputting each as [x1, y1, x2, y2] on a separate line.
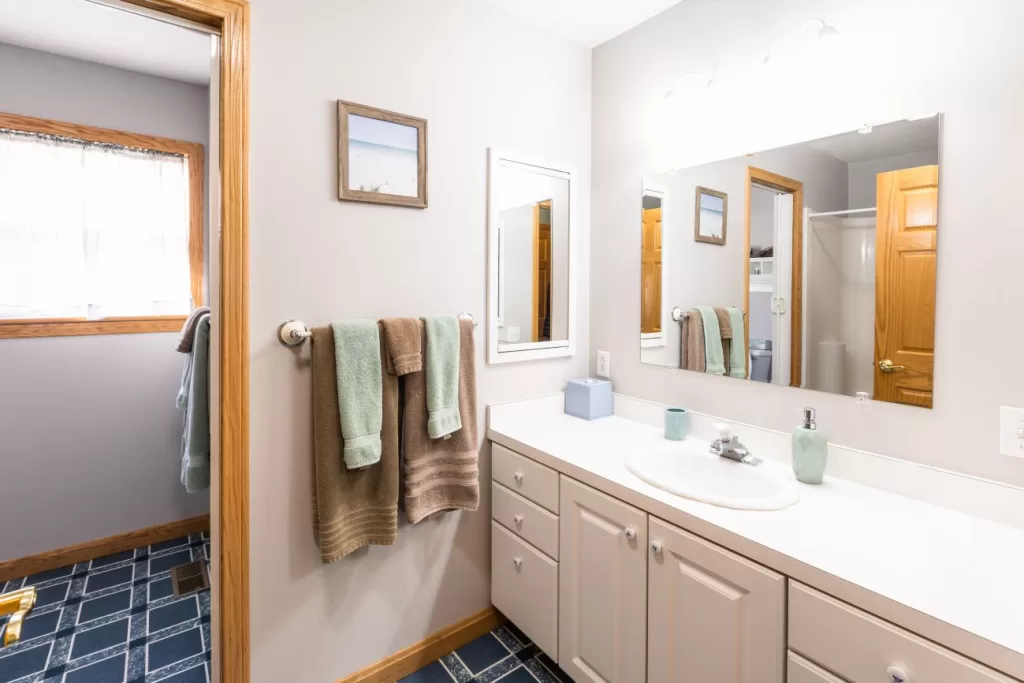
[559, 476, 647, 683]
[648, 517, 785, 683]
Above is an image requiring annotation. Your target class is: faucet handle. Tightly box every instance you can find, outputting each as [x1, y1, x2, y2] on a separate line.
[715, 422, 733, 441]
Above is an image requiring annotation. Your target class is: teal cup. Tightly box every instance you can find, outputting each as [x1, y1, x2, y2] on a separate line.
[665, 407, 689, 441]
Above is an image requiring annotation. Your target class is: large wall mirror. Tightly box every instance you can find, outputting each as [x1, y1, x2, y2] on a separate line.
[488, 149, 576, 364]
[640, 116, 941, 408]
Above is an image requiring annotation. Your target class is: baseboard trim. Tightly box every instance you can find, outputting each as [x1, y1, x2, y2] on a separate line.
[337, 607, 504, 683]
[0, 514, 210, 584]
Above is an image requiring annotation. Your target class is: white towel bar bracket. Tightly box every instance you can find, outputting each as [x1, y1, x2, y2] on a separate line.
[278, 313, 477, 348]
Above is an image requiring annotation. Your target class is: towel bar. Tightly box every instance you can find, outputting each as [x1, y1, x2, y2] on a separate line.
[671, 307, 747, 322]
[279, 313, 477, 347]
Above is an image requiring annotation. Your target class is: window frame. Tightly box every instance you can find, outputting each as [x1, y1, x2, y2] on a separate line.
[0, 111, 205, 338]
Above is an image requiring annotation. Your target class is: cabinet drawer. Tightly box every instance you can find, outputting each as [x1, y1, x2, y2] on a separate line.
[492, 481, 559, 560]
[790, 582, 1016, 683]
[492, 521, 558, 658]
[492, 443, 559, 513]
[788, 651, 847, 683]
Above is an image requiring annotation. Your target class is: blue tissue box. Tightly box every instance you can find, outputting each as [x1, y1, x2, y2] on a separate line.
[565, 378, 613, 420]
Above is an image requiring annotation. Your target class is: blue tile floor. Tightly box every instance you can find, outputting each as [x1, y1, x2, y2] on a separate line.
[400, 622, 573, 683]
[0, 533, 211, 683]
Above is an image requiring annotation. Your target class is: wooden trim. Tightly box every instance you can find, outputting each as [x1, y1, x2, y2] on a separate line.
[337, 100, 428, 208]
[745, 166, 804, 387]
[0, 316, 187, 339]
[336, 608, 504, 683]
[0, 515, 209, 584]
[694, 186, 728, 246]
[116, 2, 250, 683]
[0, 111, 206, 332]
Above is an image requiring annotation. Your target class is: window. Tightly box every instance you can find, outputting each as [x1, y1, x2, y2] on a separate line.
[0, 112, 204, 338]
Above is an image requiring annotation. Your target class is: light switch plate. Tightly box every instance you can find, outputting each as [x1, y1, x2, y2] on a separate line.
[999, 406, 1024, 458]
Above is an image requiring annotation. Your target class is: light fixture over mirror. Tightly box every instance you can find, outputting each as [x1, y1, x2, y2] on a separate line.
[639, 115, 941, 409]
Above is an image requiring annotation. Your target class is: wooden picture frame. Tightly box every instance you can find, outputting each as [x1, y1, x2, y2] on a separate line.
[338, 100, 427, 208]
[694, 186, 728, 245]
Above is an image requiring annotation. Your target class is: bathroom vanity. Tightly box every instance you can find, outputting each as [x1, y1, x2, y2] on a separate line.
[487, 395, 1024, 683]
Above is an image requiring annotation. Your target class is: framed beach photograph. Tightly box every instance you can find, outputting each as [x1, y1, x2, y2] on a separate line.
[338, 100, 427, 208]
[694, 186, 727, 245]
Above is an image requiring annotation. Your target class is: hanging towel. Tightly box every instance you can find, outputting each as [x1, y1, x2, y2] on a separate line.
[403, 318, 479, 523]
[423, 315, 461, 439]
[331, 320, 383, 469]
[726, 307, 747, 379]
[696, 306, 726, 375]
[176, 306, 211, 353]
[180, 313, 211, 492]
[381, 318, 422, 375]
[681, 309, 706, 372]
[311, 324, 399, 562]
[715, 307, 733, 376]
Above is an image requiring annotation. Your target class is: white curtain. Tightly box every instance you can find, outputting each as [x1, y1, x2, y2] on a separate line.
[0, 130, 192, 320]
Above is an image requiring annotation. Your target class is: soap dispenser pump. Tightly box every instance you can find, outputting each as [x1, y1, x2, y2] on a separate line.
[792, 407, 827, 484]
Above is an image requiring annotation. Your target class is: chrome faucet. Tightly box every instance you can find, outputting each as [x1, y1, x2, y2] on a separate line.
[710, 423, 762, 466]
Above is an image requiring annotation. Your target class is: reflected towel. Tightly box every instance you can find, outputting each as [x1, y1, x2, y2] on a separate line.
[180, 313, 211, 492]
[696, 306, 726, 375]
[726, 306, 747, 379]
[681, 310, 706, 372]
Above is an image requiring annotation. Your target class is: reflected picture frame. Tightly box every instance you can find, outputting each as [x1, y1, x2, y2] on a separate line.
[694, 186, 727, 245]
[338, 100, 428, 208]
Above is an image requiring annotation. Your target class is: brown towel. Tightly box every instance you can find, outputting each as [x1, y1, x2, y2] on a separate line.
[681, 309, 706, 372]
[402, 318, 479, 523]
[381, 317, 422, 375]
[311, 324, 398, 562]
[715, 308, 733, 376]
[176, 306, 211, 352]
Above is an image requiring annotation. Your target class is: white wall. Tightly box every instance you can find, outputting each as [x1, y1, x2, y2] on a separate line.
[499, 204, 535, 340]
[248, 0, 591, 680]
[749, 185, 775, 249]
[848, 148, 940, 209]
[0, 43, 210, 561]
[592, 0, 1024, 486]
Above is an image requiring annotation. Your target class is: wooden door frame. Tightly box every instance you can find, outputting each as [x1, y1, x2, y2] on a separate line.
[743, 166, 803, 387]
[115, 1, 250, 681]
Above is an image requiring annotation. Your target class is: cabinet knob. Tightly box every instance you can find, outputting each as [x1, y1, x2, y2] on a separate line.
[513, 557, 522, 569]
[650, 541, 663, 554]
[513, 471, 524, 485]
[513, 514, 524, 527]
[886, 666, 909, 683]
[624, 528, 637, 541]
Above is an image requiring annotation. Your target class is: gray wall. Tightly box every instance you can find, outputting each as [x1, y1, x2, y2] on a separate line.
[592, 0, 1024, 486]
[248, 0, 591, 679]
[0, 43, 210, 561]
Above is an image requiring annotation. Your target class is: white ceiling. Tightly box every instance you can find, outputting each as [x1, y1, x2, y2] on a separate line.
[808, 117, 940, 163]
[0, 0, 212, 85]
[483, 0, 684, 47]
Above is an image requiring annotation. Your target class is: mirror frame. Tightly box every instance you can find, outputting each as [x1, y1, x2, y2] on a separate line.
[487, 148, 577, 364]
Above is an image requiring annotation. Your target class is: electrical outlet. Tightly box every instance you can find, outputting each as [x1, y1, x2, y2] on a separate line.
[1000, 406, 1024, 458]
[596, 350, 611, 378]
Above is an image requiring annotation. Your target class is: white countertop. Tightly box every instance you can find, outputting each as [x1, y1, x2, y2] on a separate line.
[488, 396, 1024, 679]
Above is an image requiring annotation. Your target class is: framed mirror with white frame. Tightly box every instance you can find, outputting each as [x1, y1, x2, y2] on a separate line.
[640, 115, 941, 409]
[488, 148, 576, 364]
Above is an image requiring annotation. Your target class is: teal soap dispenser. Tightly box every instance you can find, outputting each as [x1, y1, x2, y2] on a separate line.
[792, 407, 827, 484]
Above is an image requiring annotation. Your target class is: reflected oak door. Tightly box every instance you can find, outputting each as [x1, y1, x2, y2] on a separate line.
[874, 165, 939, 408]
[559, 476, 647, 683]
[648, 517, 785, 683]
[641, 206, 662, 334]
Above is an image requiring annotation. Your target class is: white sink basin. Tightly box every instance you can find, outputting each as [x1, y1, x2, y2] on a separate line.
[626, 443, 799, 511]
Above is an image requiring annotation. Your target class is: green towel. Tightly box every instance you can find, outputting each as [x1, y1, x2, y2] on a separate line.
[726, 307, 747, 378]
[181, 313, 210, 492]
[331, 320, 383, 469]
[696, 306, 726, 376]
[423, 315, 462, 439]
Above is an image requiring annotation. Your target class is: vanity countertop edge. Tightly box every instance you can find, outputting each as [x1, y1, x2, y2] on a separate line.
[486, 393, 1024, 681]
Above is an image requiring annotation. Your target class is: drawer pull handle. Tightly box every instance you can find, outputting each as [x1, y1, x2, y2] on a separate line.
[513, 514, 524, 527]
[513, 557, 522, 569]
[650, 541, 663, 554]
[513, 471, 524, 485]
[624, 527, 637, 541]
[886, 666, 909, 683]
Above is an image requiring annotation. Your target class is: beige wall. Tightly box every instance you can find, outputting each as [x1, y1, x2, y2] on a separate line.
[592, 0, 1024, 486]
[248, 0, 591, 680]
